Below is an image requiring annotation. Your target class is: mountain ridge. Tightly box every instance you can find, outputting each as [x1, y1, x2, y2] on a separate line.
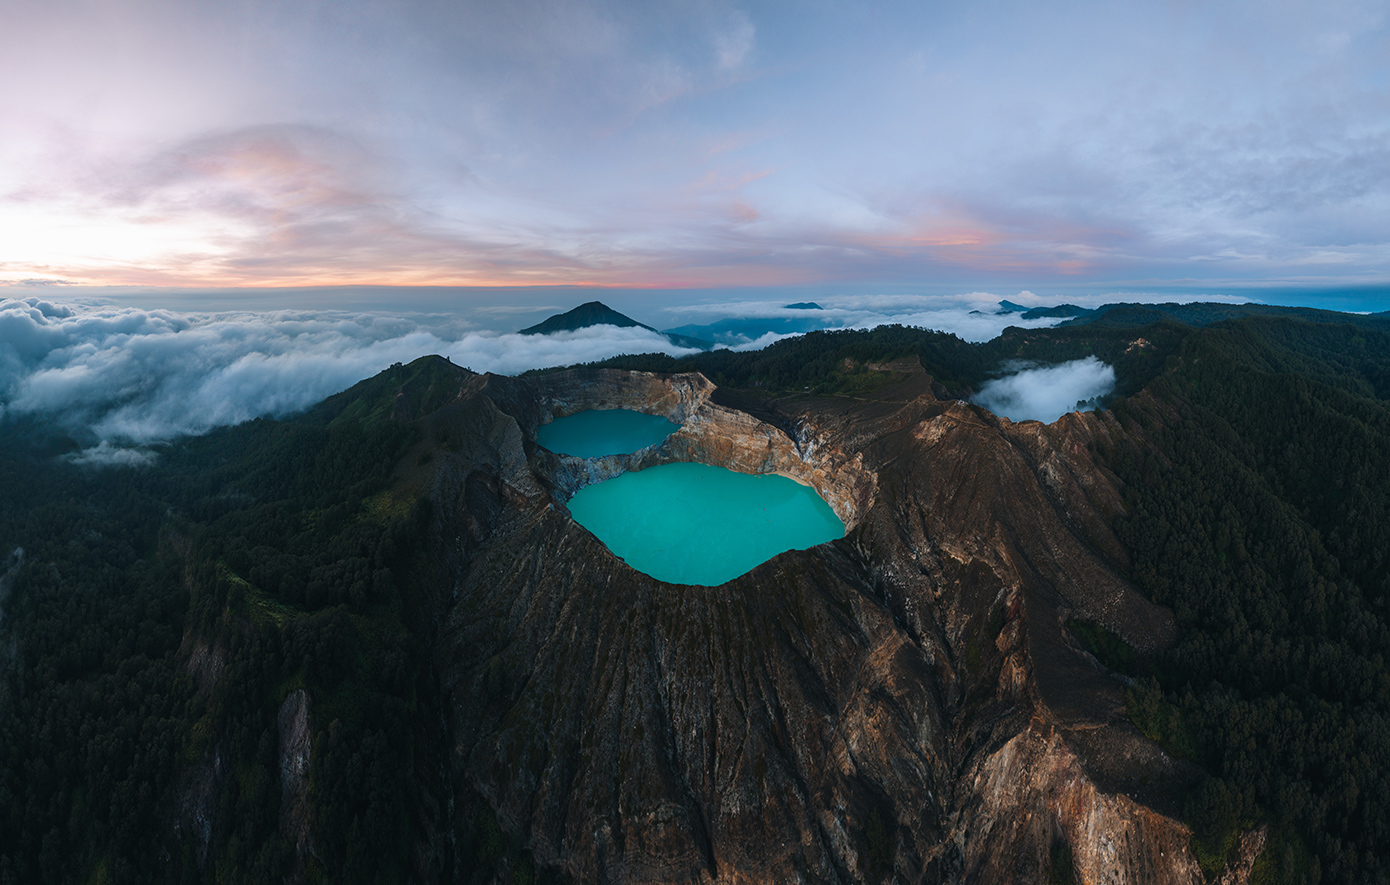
[519, 300, 713, 350]
[519, 300, 653, 335]
[1, 304, 1388, 882]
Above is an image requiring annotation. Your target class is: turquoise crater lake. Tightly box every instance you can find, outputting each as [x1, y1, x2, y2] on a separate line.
[566, 462, 846, 586]
[536, 408, 680, 458]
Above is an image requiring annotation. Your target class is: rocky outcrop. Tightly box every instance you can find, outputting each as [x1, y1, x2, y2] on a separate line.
[277, 689, 314, 869]
[0, 547, 22, 622]
[402, 357, 1209, 884]
[1216, 825, 1268, 885]
[172, 638, 227, 870]
[963, 725, 1202, 884]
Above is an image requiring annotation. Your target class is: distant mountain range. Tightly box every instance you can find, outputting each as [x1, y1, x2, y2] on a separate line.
[519, 301, 712, 349]
[518, 301, 648, 335]
[521, 298, 1390, 355]
[662, 316, 827, 345]
[520, 300, 826, 348]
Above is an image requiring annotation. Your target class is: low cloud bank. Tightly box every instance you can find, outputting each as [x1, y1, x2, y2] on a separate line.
[665, 292, 1073, 344]
[65, 442, 160, 468]
[660, 291, 1256, 346]
[973, 356, 1116, 424]
[4, 292, 1082, 456]
[3, 294, 1136, 459]
[0, 298, 697, 451]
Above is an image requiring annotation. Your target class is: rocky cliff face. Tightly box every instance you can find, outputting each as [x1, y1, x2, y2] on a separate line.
[401, 359, 1212, 883]
[487, 367, 875, 528]
[276, 689, 314, 872]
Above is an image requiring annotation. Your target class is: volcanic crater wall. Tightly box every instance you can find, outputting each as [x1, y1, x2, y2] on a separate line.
[415, 361, 1226, 885]
[487, 367, 876, 529]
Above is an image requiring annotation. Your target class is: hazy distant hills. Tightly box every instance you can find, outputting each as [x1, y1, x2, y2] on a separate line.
[999, 300, 1390, 327]
[662, 316, 828, 345]
[522, 299, 1390, 352]
[519, 300, 712, 349]
[1067, 301, 1390, 328]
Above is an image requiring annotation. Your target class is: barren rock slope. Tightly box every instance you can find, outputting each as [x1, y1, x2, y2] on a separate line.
[407, 360, 1204, 884]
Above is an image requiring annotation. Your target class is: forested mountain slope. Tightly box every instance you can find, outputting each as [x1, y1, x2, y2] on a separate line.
[0, 308, 1386, 883]
[1101, 318, 1390, 883]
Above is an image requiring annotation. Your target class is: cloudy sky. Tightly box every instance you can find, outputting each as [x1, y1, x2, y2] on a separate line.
[4, 0, 1390, 297]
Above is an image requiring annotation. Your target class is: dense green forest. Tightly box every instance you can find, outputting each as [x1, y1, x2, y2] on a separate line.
[0, 361, 556, 883]
[0, 402, 420, 882]
[2, 304, 1389, 882]
[1104, 318, 1390, 883]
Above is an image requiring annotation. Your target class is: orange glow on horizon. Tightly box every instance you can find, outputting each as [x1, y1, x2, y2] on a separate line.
[0, 260, 823, 291]
[1, 176, 1123, 290]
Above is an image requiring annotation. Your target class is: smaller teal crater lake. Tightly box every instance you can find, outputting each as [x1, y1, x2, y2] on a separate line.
[566, 462, 845, 586]
[536, 408, 680, 458]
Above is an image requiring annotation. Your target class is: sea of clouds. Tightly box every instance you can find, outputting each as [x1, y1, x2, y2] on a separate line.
[0, 297, 701, 462]
[657, 292, 1078, 348]
[973, 357, 1117, 424]
[0, 293, 1140, 464]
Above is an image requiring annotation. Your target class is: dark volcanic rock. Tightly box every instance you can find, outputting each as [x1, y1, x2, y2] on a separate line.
[398, 356, 1203, 883]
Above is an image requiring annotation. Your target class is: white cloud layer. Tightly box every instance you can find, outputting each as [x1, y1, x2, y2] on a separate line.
[663, 290, 1250, 344]
[65, 441, 159, 468]
[2, 294, 1130, 456]
[973, 356, 1117, 424]
[0, 297, 698, 448]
